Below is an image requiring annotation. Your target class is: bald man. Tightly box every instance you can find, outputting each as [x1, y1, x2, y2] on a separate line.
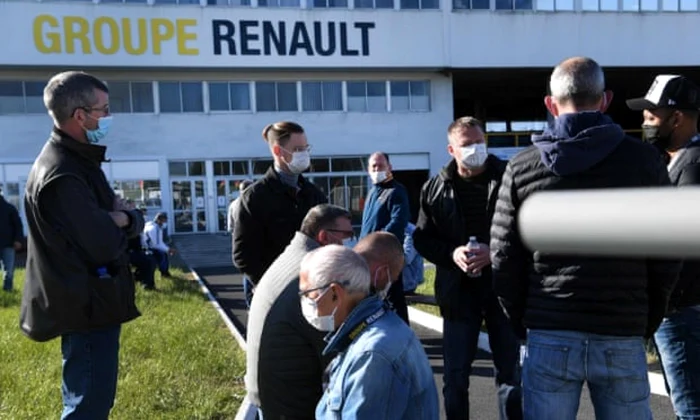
[354, 232, 405, 304]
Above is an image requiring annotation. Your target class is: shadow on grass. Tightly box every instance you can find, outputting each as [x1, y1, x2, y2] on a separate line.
[0, 289, 21, 308]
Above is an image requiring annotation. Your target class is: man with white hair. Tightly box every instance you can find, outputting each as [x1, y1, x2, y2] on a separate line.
[490, 56, 681, 418]
[299, 245, 439, 419]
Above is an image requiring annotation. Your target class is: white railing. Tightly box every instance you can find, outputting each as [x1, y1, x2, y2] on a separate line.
[519, 187, 700, 258]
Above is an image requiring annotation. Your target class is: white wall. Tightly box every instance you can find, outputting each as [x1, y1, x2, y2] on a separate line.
[0, 70, 454, 177]
[2, 2, 699, 69]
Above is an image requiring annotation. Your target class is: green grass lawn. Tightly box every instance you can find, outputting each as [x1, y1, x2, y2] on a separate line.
[0, 268, 246, 420]
[409, 266, 659, 363]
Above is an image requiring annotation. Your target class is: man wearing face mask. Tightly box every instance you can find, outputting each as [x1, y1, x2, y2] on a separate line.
[245, 204, 354, 420]
[627, 74, 700, 419]
[233, 121, 327, 289]
[21, 71, 145, 419]
[298, 244, 439, 419]
[143, 212, 176, 280]
[491, 57, 680, 419]
[359, 152, 411, 324]
[413, 116, 521, 420]
[354, 232, 405, 302]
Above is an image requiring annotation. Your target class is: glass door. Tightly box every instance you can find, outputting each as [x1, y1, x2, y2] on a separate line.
[170, 179, 207, 233]
[214, 178, 251, 232]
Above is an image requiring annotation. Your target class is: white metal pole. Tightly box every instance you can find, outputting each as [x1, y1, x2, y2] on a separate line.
[517, 187, 700, 258]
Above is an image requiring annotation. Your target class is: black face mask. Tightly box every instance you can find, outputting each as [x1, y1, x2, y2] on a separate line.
[642, 115, 676, 151]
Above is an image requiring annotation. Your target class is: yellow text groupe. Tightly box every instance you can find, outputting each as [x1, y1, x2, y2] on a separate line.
[33, 14, 200, 55]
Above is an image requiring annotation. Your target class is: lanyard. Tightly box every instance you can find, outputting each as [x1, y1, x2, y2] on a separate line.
[347, 307, 386, 343]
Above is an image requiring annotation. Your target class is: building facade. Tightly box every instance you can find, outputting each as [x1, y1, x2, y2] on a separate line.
[0, 1, 696, 233]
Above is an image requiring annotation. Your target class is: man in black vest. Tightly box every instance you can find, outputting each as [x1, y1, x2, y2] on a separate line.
[21, 71, 144, 420]
[413, 117, 521, 420]
[627, 75, 700, 419]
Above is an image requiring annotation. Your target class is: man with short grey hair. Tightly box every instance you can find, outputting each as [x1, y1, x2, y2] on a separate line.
[21, 71, 145, 420]
[491, 56, 680, 418]
[245, 204, 355, 420]
[300, 245, 439, 419]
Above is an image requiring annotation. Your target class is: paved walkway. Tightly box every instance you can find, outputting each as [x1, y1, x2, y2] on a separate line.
[174, 234, 676, 420]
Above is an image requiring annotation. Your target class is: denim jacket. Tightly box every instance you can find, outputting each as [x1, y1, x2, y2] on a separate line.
[316, 296, 439, 420]
[402, 223, 425, 293]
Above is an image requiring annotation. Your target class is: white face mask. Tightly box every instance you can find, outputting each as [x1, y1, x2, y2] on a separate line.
[161, 223, 168, 230]
[287, 150, 311, 174]
[342, 237, 354, 248]
[369, 171, 388, 184]
[301, 287, 337, 332]
[374, 266, 392, 300]
[460, 143, 488, 169]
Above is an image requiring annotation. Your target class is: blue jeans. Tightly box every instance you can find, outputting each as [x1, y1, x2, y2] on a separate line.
[523, 329, 652, 420]
[442, 284, 520, 420]
[151, 250, 170, 275]
[61, 326, 121, 420]
[654, 306, 700, 419]
[1, 247, 16, 291]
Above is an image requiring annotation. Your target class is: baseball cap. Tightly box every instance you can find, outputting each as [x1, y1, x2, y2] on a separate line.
[626, 75, 700, 111]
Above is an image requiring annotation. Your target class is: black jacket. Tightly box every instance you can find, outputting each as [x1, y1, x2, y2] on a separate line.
[667, 139, 700, 310]
[20, 129, 145, 342]
[490, 112, 681, 339]
[0, 195, 23, 248]
[232, 166, 327, 284]
[413, 157, 506, 320]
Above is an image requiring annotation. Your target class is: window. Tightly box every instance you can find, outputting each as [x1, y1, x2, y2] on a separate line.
[331, 157, 367, 172]
[680, 0, 698, 10]
[207, 0, 252, 4]
[0, 81, 47, 115]
[662, 0, 678, 8]
[622, 0, 640, 10]
[154, 0, 200, 3]
[24, 82, 45, 114]
[255, 82, 298, 112]
[212, 160, 250, 175]
[209, 82, 251, 112]
[390, 81, 430, 112]
[258, 0, 300, 6]
[535, 0, 573, 10]
[496, 0, 533, 8]
[400, 0, 439, 8]
[107, 81, 154, 113]
[309, 158, 331, 172]
[159, 82, 203, 113]
[313, 0, 348, 6]
[347, 81, 387, 112]
[301, 82, 343, 111]
[168, 160, 206, 176]
[113, 180, 162, 208]
[354, 0, 393, 8]
[581, 0, 617, 10]
[252, 159, 274, 174]
[453, 0, 489, 9]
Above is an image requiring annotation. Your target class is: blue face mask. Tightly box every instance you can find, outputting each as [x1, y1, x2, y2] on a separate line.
[85, 115, 113, 144]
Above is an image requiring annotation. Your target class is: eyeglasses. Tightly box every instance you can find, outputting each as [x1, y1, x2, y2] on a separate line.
[284, 145, 312, 153]
[298, 280, 349, 298]
[76, 104, 110, 116]
[326, 229, 354, 238]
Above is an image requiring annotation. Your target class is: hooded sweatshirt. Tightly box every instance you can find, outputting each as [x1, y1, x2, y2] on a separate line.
[491, 111, 680, 338]
[532, 111, 624, 176]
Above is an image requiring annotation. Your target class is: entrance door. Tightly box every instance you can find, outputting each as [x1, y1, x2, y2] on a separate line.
[170, 179, 207, 233]
[213, 178, 246, 232]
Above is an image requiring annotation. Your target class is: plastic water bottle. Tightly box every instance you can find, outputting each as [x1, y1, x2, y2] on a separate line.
[466, 236, 481, 278]
[97, 267, 111, 279]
